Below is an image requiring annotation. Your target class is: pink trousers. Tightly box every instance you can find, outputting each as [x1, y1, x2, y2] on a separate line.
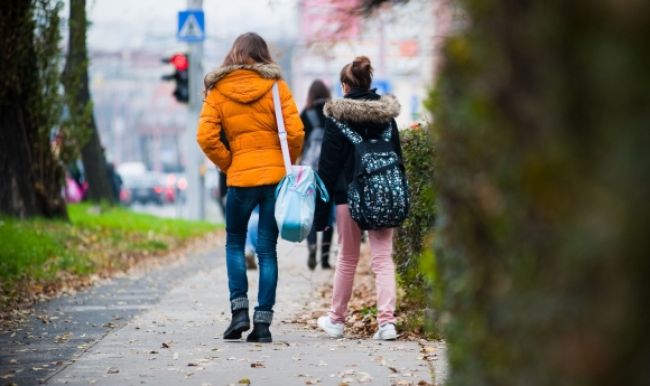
[329, 204, 396, 326]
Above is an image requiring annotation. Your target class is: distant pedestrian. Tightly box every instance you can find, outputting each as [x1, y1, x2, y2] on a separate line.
[197, 32, 304, 343]
[300, 79, 334, 270]
[106, 162, 122, 203]
[245, 206, 259, 270]
[314, 56, 404, 340]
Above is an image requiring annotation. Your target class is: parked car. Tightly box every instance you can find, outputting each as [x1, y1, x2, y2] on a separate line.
[120, 172, 164, 205]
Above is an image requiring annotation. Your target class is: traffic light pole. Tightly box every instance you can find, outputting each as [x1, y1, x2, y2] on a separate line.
[185, 0, 205, 220]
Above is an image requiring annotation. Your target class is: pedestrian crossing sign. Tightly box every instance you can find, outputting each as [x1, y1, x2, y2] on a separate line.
[177, 10, 205, 43]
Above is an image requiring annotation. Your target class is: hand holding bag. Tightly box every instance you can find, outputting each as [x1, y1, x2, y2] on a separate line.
[272, 83, 329, 242]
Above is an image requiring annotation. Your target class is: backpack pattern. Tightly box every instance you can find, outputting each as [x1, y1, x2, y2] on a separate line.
[332, 119, 409, 230]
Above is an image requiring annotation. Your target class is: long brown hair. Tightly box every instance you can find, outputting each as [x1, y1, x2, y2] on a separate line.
[340, 56, 373, 90]
[204, 32, 273, 92]
[305, 79, 331, 109]
[223, 32, 273, 66]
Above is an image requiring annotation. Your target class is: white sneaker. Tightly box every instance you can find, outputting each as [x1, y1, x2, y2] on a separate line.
[373, 323, 398, 340]
[317, 316, 344, 338]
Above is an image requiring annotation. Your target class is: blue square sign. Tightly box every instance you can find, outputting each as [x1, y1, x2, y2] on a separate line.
[177, 10, 205, 43]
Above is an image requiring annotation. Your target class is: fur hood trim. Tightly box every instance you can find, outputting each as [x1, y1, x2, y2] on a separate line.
[204, 63, 282, 87]
[323, 95, 400, 123]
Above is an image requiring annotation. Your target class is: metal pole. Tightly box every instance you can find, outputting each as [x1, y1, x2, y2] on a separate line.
[185, 0, 205, 220]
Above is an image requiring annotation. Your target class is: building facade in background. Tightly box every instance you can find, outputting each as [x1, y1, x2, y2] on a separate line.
[292, 0, 437, 127]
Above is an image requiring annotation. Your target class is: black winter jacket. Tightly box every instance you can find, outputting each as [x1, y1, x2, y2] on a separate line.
[299, 99, 327, 155]
[314, 90, 402, 231]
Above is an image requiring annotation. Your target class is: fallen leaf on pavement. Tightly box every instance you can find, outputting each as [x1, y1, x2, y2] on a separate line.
[358, 372, 373, 383]
[238, 378, 251, 385]
[0, 373, 15, 380]
[162, 342, 170, 348]
[251, 361, 265, 368]
[107, 367, 119, 374]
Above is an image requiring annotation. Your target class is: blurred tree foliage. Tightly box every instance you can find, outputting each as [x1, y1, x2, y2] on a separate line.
[430, 1, 649, 385]
[393, 125, 437, 333]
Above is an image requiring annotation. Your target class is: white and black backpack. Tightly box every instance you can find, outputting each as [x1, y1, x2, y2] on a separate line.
[334, 119, 410, 230]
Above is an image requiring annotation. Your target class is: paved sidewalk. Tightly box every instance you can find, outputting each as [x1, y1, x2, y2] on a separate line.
[6, 239, 447, 386]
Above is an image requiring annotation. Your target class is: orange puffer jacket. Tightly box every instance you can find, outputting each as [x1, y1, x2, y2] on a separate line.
[197, 63, 304, 187]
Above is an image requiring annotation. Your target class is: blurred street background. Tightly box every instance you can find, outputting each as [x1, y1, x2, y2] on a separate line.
[83, 0, 440, 221]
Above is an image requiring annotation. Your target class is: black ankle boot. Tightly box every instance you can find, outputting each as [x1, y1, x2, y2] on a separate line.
[223, 299, 250, 340]
[307, 245, 317, 270]
[246, 310, 273, 343]
[321, 248, 331, 269]
[246, 323, 272, 343]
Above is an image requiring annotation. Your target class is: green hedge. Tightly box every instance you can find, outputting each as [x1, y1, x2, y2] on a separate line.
[430, 1, 649, 385]
[393, 124, 437, 335]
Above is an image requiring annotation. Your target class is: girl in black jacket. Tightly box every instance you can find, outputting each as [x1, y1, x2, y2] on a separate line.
[315, 56, 402, 340]
[300, 80, 334, 270]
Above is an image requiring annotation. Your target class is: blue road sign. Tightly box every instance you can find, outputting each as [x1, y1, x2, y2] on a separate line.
[372, 79, 393, 95]
[177, 10, 205, 43]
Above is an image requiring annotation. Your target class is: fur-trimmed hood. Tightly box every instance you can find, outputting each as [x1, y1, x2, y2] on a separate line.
[204, 63, 282, 104]
[205, 63, 282, 86]
[324, 95, 400, 123]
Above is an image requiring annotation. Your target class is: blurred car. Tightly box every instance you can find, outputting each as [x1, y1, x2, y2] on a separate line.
[120, 172, 164, 205]
[157, 173, 188, 204]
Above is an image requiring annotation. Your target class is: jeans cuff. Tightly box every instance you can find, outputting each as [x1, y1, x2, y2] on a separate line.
[231, 298, 248, 311]
[253, 310, 273, 324]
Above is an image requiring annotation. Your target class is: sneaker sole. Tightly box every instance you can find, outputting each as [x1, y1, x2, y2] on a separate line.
[317, 319, 343, 338]
[373, 332, 399, 341]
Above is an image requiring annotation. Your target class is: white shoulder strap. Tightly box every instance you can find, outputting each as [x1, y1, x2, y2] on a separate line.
[272, 82, 292, 174]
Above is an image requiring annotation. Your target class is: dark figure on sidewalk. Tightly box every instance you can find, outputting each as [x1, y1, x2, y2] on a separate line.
[300, 79, 334, 270]
[197, 32, 304, 343]
[106, 162, 122, 203]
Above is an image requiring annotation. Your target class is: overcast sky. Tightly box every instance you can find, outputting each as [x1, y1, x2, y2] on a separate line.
[78, 0, 298, 52]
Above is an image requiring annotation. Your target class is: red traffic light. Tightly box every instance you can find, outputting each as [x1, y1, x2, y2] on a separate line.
[169, 54, 189, 71]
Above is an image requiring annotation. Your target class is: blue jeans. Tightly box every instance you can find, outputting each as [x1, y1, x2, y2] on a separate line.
[226, 185, 278, 312]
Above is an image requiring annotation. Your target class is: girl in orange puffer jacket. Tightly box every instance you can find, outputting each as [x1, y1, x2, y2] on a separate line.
[197, 32, 304, 343]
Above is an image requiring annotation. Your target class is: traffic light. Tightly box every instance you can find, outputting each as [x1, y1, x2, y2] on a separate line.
[162, 53, 189, 103]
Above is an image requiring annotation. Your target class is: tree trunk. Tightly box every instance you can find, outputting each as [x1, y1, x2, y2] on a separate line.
[0, 105, 39, 218]
[432, 1, 650, 386]
[62, 0, 115, 203]
[0, 0, 66, 218]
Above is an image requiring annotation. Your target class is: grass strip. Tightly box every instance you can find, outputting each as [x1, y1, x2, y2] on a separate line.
[0, 203, 220, 311]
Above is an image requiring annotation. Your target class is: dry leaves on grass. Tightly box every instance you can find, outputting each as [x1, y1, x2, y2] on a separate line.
[0, 231, 223, 330]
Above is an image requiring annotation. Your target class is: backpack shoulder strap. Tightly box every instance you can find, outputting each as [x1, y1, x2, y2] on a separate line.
[331, 118, 363, 145]
[382, 120, 394, 142]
